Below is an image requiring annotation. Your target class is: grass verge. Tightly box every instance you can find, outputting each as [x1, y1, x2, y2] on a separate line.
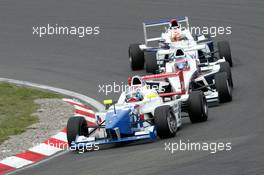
[0, 83, 63, 143]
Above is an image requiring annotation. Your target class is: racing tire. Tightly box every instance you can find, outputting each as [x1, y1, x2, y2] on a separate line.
[217, 41, 233, 67]
[215, 72, 232, 103]
[154, 105, 177, 139]
[219, 62, 233, 88]
[66, 116, 88, 146]
[188, 91, 208, 123]
[145, 51, 159, 73]
[128, 43, 144, 70]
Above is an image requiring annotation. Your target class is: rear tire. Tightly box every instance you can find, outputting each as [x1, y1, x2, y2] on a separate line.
[188, 91, 208, 123]
[145, 51, 159, 73]
[154, 105, 177, 139]
[219, 62, 233, 88]
[217, 41, 232, 67]
[215, 72, 232, 103]
[128, 43, 144, 70]
[66, 116, 88, 146]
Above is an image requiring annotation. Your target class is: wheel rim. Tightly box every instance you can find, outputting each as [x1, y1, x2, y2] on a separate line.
[167, 112, 177, 133]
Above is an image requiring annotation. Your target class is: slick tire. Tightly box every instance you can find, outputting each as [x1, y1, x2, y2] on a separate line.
[154, 105, 177, 139]
[129, 43, 144, 70]
[215, 72, 232, 103]
[217, 40, 233, 67]
[219, 62, 233, 88]
[145, 51, 159, 73]
[188, 91, 208, 123]
[66, 116, 88, 146]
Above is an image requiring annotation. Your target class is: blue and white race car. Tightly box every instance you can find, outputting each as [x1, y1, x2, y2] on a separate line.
[66, 71, 208, 150]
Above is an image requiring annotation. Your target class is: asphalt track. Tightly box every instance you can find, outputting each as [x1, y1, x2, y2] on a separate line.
[0, 0, 264, 174]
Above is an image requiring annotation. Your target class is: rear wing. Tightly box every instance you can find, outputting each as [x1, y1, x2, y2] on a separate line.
[143, 16, 189, 46]
[142, 71, 186, 96]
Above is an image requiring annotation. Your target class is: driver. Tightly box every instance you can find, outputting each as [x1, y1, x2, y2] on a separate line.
[125, 91, 144, 103]
[168, 19, 182, 42]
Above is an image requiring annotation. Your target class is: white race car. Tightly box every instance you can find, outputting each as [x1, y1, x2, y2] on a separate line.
[128, 16, 233, 73]
[155, 48, 232, 105]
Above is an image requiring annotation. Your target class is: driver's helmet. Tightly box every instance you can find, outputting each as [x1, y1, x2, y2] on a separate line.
[176, 61, 188, 70]
[170, 19, 179, 29]
[169, 19, 181, 42]
[125, 91, 144, 103]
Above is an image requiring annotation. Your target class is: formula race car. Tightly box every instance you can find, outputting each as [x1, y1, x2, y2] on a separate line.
[66, 71, 208, 150]
[155, 48, 233, 105]
[128, 16, 233, 73]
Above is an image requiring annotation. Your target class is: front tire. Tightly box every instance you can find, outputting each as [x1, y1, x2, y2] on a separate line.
[66, 116, 88, 146]
[154, 105, 177, 139]
[215, 72, 232, 103]
[188, 91, 208, 123]
[145, 51, 159, 73]
[128, 43, 144, 70]
[217, 41, 232, 67]
[219, 62, 233, 88]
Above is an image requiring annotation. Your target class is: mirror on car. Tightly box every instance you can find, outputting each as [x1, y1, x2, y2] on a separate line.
[103, 99, 113, 110]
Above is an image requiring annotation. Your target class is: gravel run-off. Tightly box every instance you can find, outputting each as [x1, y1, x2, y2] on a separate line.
[0, 99, 74, 160]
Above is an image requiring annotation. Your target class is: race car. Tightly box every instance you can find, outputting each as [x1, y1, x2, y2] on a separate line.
[128, 16, 233, 73]
[66, 71, 208, 150]
[154, 48, 233, 105]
